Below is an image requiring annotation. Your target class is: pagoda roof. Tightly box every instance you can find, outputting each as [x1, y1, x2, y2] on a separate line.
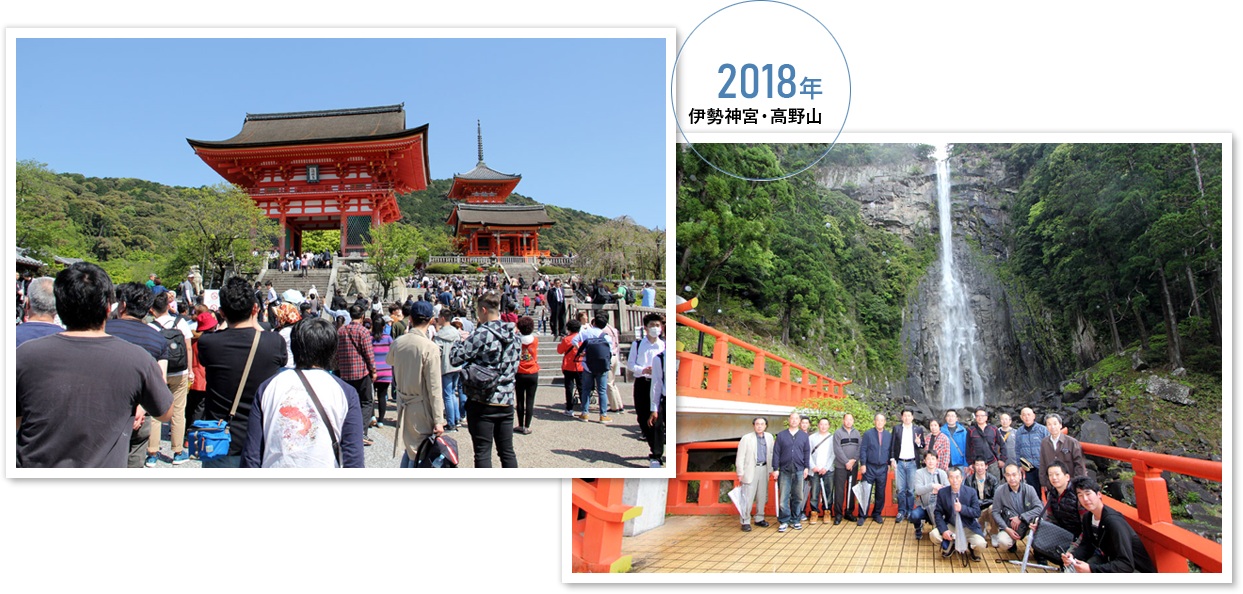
[451, 203, 555, 227]
[454, 161, 521, 182]
[188, 104, 426, 149]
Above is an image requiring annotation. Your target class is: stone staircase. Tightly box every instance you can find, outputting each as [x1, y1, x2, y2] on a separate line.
[263, 269, 333, 300]
[501, 261, 541, 286]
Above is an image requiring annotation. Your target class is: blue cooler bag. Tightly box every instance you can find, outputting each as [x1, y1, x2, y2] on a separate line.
[187, 420, 231, 461]
[186, 329, 262, 463]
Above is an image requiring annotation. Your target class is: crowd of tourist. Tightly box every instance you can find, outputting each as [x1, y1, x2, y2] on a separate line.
[733, 407, 1156, 573]
[15, 262, 668, 470]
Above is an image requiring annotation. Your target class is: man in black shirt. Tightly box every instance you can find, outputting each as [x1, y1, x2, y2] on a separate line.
[105, 282, 170, 467]
[1063, 476, 1156, 573]
[198, 277, 288, 468]
[16, 263, 173, 468]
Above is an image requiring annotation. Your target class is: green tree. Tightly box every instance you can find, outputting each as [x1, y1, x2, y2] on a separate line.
[301, 230, 340, 254]
[365, 222, 420, 300]
[676, 144, 783, 293]
[174, 183, 278, 288]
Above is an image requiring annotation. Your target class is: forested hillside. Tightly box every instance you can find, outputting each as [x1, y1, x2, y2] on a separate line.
[676, 143, 938, 381]
[972, 142, 1223, 376]
[16, 160, 619, 284]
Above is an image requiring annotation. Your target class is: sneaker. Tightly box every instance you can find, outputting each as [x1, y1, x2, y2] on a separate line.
[577, 413, 590, 421]
[753, 520, 770, 528]
[793, 522, 803, 530]
[799, 514, 807, 523]
[856, 517, 865, 527]
[941, 540, 952, 557]
[172, 451, 190, 465]
[914, 529, 923, 540]
[144, 454, 159, 468]
[562, 409, 574, 416]
[895, 513, 906, 524]
[777, 524, 788, 533]
[599, 416, 613, 424]
[649, 459, 662, 468]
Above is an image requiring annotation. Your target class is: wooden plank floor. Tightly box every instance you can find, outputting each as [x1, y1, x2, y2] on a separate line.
[626, 515, 1059, 574]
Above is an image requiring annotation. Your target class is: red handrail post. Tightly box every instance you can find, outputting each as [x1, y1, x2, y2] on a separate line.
[1131, 460, 1184, 573]
[752, 353, 766, 401]
[577, 478, 635, 573]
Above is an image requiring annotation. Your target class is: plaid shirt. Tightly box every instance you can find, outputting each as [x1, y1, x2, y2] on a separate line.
[929, 432, 950, 471]
[336, 321, 375, 381]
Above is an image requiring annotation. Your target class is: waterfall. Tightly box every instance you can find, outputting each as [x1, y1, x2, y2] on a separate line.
[935, 152, 986, 411]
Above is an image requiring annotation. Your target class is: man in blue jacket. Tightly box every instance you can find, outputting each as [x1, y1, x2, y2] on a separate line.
[933, 466, 986, 562]
[858, 413, 895, 525]
[770, 410, 810, 533]
[942, 410, 969, 468]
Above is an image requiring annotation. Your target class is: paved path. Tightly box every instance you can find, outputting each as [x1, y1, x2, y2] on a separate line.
[142, 374, 654, 470]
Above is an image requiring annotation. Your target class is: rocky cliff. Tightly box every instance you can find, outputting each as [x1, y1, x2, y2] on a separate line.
[816, 146, 1066, 416]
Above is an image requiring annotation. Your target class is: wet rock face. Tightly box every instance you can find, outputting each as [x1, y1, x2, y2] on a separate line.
[1144, 376, 1197, 405]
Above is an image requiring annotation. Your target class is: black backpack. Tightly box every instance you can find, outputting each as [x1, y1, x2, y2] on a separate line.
[415, 434, 460, 468]
[624, 288, 637, 305]
[155, 315, 189, 373]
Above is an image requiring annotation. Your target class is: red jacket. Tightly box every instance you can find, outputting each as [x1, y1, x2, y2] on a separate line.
[557, 332, 583, 372]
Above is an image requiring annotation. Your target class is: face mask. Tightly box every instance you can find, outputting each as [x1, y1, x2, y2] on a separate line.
[520, 334, 535, 345]
[647, 326, 662, 339]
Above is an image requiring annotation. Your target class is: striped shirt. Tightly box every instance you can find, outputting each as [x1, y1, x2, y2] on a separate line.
[373, 334, 394, 383]
[105, 318, 168, 362]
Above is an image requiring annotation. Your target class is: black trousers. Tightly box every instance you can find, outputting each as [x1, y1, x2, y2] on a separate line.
[562, 370, 581, 410]
[374, 381, 390, 426]
[633, 377, 653, 444]
[345, 376, 374, 436]
[550, 304, 566, 336]
[647, 395, 666, 462]
[833, 465, 859, 519]
[515, 373, 539, 428]
[861, 471, 888, 518]
[465, 401, 517, 468]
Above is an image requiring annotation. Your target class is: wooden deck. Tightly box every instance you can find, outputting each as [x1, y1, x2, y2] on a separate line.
[625, 515, 1059, 574]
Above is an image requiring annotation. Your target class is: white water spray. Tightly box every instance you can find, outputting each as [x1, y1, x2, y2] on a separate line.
[935, 151, 985, 410]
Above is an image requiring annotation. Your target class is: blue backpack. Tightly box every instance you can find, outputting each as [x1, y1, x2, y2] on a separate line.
[576, 333, 612, 375]
[186, 420, 231, 461]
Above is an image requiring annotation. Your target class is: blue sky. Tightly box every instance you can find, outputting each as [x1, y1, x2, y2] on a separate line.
[16, 37, 667, 229]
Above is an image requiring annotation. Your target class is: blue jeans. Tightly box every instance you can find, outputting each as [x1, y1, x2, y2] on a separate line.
[777, 469, 804, 525]
[442, 372, 462, 426]
[579, 370, 608, 415]
[202, 454, 241, 468]
[910, 505, 930, 532]
[895, 460, 918, 517]
[400, 452, 416, 468]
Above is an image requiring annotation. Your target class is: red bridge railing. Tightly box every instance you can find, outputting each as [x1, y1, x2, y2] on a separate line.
[1078, 441, 1222, 573]
[675, 313, 851, 408]
[667, 441, 898, 518]
[571, 478, 643, 573]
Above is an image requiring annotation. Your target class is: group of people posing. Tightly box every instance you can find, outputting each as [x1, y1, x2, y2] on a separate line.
[734, 407, 1156, 573]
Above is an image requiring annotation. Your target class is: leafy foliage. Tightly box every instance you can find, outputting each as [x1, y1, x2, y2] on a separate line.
[174, 184, 279, 288]
[364, 223, 422, 300]
[677, 143, 935, 381]
[1003, 143, 1223, 374]
[574, 216, 665, 280]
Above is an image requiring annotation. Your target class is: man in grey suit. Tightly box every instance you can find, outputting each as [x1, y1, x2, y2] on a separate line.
[735, 417, 775, 532]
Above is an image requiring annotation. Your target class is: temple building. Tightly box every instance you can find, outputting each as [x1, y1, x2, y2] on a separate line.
[446, 122, 554, 258]
[187, 104, 430, 255]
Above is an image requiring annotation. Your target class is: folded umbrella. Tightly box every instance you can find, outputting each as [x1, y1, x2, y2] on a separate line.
[727, 485, 745, 517]
[852, 480, 873, 517]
